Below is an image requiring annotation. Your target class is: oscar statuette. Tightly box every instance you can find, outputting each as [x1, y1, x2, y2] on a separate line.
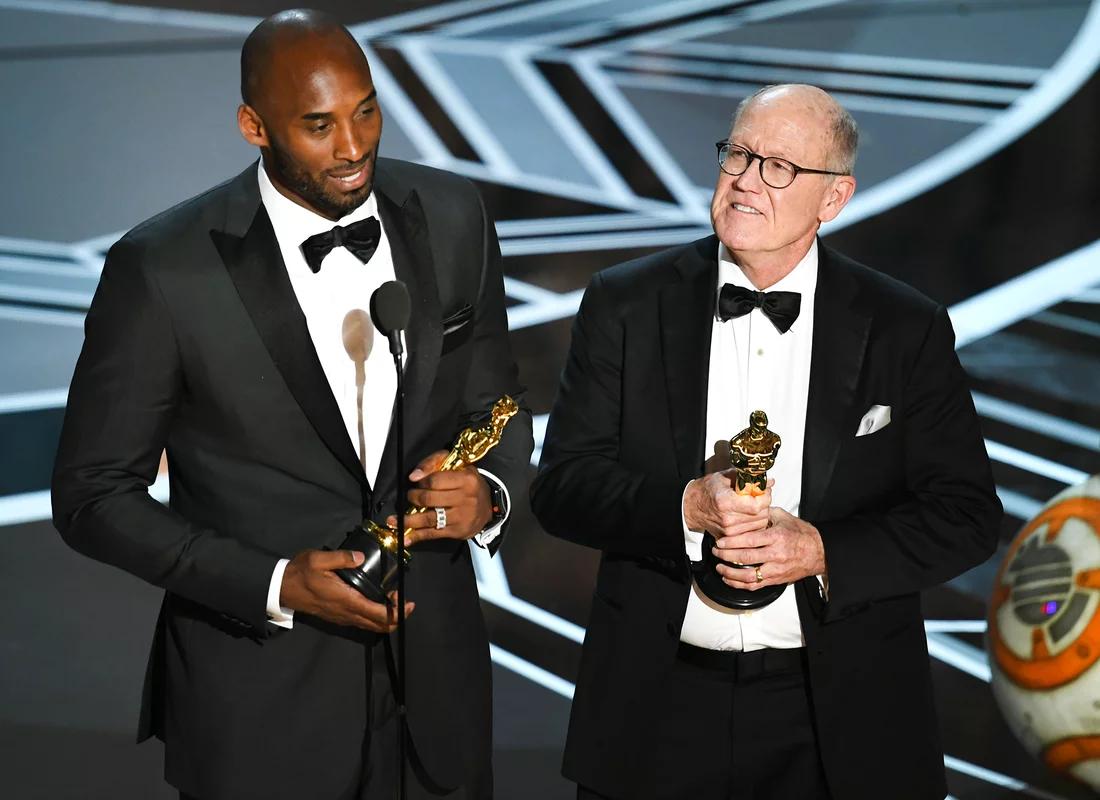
[694, 410, 787, 610]
[336, 396, 520, 602]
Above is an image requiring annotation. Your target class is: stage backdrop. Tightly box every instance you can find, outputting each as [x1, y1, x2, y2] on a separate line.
[1, 1, 1098, 798]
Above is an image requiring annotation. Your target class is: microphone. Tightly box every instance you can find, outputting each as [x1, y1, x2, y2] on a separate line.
[370, 280, 411, 358]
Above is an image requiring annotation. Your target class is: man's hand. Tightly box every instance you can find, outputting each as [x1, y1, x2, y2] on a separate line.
[280, 549, 414, 632]
[713, 507, 826, 590]
[683, 472, 772, 540]
[389, 450, 492, 546]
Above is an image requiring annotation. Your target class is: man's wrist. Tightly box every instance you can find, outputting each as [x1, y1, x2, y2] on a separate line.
[473, 469, 510, 549]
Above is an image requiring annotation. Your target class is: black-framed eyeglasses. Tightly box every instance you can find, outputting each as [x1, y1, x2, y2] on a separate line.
[715, 141, 847, 189]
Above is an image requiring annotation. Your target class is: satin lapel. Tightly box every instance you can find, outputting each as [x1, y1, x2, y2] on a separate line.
[800, 244, 871, 522]
[660, 237, 718, 482]
[211, 199, 368, 491]
[373, 184, 442, 499]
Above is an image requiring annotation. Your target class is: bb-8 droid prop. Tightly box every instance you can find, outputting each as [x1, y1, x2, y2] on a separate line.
[988, 474, 1100, 790]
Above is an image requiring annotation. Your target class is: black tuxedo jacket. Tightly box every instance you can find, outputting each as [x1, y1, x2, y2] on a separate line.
[52, 159, 532, 799]
[531, 235, 1001, 800]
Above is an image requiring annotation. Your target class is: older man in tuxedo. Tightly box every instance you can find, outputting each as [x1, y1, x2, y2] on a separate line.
[532, 84, 1001, 799]
[52, 10, 531, 800]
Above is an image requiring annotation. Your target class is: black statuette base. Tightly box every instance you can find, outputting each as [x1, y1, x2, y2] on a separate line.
[695, 532, 786, 610]
[335, 524, 406, 604]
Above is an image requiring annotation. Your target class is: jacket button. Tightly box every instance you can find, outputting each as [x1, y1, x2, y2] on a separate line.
[375, 500, 385, 512]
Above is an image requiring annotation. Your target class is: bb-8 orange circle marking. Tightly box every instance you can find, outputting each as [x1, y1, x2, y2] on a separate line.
[1043, 734, 1100, 774]
[988, 497, 1100, 690]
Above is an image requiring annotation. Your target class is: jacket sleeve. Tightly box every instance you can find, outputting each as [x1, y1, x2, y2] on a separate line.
[530, 273, 686, 560]
[814, 305, 1003, 622]
[51, 237, 278, 632]
[457, 189, 533, 555]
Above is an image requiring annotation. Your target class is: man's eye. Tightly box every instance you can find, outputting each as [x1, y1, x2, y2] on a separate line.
[312, 123, 330, 133]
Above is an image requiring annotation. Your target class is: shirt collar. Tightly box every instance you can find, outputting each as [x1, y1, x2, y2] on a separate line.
[717, 238, 820, 298]
[257, 158, 378, 245]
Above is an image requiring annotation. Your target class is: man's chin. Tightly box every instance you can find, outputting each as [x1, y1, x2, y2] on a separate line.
[327, 183, 373, 216]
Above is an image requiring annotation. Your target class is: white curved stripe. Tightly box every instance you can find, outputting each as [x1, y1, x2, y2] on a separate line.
[943, 755, 1070, 800]
[480, 588, 587, 644]
[609, 56, 1026, 105]
[0, 472, 168, 527]
[950, 238, 1100, 347]
[610, 73, 999, 124]
[1034, 310, 1100, 339]
[985, 440, 1089, 487]
[973, 392, 1100, 453]
[0, 388, 67, 414]
[997, 487, 1044, 521]
[0, 0, 258, 32]
[350, 0, 521, 38]
[0, 283, 93, 307]
[828, 0, 1100, 233]
[500, 227, 714, 257]
[645, 42, 1047, 85]
[489, 644, 575, 699]
[0, 303, 85, 327]
[470, 539, 510, 595]
[926, 631, 991, 682]
[925, 619, 987, 634]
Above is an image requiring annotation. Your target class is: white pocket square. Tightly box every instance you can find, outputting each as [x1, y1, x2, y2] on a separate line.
[856, 404, 891, 437]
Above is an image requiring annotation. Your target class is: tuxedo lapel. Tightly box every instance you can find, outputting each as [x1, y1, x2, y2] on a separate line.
[800, 243, 871, 522]
[210, 167, 368, 492]
[372, 169, 442, 498]
[660, 237, 718, 483]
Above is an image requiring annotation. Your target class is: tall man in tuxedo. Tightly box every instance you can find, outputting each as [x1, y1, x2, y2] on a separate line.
[52, 10, 531, 800]
[532, 84, 1001, 799]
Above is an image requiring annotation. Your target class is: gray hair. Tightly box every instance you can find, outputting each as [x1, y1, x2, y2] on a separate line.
[731, 84, 860, 175]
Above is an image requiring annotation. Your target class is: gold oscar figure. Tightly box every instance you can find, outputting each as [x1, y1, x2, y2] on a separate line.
[695, 410, 786, 610]
[337, 396, 519, 602]
[729, 409, 781, 494]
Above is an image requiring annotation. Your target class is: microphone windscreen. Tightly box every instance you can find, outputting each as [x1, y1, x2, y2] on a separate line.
[370, 280, 411, 335]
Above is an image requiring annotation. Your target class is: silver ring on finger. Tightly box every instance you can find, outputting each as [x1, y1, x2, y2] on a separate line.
[754, 565, 764, 583]
[434, 507, 447, 530]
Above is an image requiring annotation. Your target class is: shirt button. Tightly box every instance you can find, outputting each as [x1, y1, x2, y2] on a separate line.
[756, 348, 764, 356]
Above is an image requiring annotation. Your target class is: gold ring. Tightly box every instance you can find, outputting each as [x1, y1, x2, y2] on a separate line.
[754, 566, 763, 583]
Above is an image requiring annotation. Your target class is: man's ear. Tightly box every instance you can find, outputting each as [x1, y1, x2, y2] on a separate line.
[237, 104, 268, 148]
[818, 174, 856, 224]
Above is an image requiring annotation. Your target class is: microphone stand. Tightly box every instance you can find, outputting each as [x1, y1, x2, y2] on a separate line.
[391, 337, 408, 800]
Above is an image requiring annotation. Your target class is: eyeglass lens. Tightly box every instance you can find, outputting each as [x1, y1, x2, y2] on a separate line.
[720, 145, 797, 188]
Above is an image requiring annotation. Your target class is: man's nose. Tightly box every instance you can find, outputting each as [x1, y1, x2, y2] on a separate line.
[733, 157, 765, 191]
[334, 123, 365, 163]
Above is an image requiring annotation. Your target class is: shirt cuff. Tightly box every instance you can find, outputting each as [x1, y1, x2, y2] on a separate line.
[816, 573, 829, 601]
[682, 480, 704, 562]
[472, 468, 511, 549]
[267, 558, 295, 629]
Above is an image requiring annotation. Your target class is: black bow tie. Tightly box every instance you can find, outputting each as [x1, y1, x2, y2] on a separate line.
[300, 216, 381, 273]
[717, 283, 801, 333]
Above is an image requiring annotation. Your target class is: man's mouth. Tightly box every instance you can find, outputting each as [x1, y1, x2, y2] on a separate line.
[328, 161, 370, 190]
[732, 203, 762, 216]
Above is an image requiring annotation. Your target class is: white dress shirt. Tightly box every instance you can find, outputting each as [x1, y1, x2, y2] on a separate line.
[679, 239, 819, 651]
[256, 162, 507, 627]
